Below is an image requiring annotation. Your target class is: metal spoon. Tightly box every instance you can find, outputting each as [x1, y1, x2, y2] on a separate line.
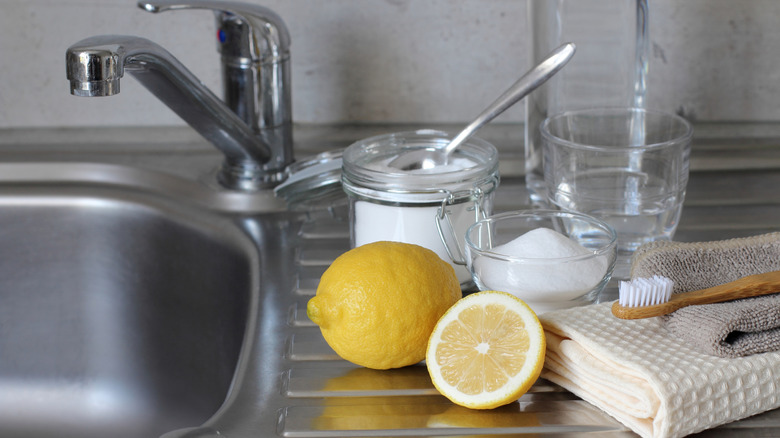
[389, 42, 576, 171]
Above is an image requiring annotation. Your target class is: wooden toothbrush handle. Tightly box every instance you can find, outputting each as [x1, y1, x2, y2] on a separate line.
[678, 270, 780, 307]
[612, 270, 780, 319]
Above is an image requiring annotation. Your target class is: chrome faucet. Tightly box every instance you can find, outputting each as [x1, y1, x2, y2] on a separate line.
[66, 0, 293, 191]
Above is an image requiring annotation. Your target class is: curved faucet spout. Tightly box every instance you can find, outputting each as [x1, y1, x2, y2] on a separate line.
[66, 35, 273, 190]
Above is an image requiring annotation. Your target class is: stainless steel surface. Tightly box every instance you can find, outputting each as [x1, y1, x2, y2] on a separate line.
[0, 123, 778, 437]
[0, 166, 259, 437]
[140, 0, 294, 180]
[65, 35, 270, 169]
[66, 0, 292, 190]
[389, 43, 575, 171]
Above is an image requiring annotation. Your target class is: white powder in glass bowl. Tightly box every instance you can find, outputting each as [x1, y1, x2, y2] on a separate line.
[471, 227, 608, 311]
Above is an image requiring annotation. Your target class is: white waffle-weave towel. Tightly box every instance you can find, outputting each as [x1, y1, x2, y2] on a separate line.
[540, 302, 780, 438]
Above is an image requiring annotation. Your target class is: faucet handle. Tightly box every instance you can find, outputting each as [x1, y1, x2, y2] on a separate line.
[138, 1, 290, 62]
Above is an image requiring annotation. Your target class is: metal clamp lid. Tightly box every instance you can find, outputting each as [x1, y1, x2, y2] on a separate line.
[435, 177, 497, 265]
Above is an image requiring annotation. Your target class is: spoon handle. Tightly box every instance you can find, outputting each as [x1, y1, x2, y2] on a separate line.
[443, 42, 576, 156]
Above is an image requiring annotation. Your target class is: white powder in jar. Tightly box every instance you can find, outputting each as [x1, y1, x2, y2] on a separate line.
[354, 199, 478, 284]
[471, 227, 608, 312]
[352, 156, 484, 285]
[365, 156, 478, 174]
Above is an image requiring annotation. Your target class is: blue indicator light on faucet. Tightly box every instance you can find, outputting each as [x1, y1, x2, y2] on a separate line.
[217, 29, 227, 44]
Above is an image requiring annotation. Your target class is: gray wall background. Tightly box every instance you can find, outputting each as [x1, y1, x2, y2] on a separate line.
[1, 0, 777, 128]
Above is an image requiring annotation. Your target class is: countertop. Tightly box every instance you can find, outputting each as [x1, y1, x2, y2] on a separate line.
[1, 122, 779, 437]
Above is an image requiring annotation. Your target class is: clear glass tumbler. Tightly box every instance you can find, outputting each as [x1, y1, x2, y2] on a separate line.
[525, 0, 650, 204]
[541, 107, 693, 279]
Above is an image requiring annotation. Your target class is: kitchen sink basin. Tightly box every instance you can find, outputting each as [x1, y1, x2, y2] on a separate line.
[0, 163, 261, 437]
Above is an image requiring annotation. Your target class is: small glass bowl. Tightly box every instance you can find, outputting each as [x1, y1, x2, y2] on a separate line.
[465, 209, 617, 314]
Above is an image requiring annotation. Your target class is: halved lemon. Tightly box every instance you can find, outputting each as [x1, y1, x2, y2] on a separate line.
[426, 290, 546, 409]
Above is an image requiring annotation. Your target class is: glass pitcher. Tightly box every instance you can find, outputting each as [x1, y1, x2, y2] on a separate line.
[525, 0, 650, 204]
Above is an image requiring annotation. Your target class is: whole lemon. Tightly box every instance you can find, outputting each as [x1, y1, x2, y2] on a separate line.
[307, 241, 461, 370]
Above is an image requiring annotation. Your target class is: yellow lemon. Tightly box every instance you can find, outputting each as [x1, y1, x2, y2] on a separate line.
[307, 241, 461, 370]
[426, 291, 546, 409]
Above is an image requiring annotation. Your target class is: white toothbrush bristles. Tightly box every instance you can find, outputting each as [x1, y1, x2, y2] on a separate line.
[618, 275, 674, 307]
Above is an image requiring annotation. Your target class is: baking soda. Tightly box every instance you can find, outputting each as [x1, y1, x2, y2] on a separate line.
[472, 227, 608, 312]
[354, 199, 478, 284]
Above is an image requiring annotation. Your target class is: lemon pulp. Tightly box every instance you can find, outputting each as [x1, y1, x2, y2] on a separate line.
[427, 291, 545, 409]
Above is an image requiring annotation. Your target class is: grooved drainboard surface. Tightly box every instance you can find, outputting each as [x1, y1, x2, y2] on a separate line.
[278, 169, 780, 436]
[279, 207, 632, 437]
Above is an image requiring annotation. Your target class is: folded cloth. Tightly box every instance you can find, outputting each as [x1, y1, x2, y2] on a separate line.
[663, 293, 780, 358]
[540, 303, 780, 438]
[630, 232, 780, 294]
[630, 232, 780, 357]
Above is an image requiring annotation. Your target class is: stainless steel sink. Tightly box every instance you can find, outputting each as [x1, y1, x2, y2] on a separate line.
[0, 163, 262, 437]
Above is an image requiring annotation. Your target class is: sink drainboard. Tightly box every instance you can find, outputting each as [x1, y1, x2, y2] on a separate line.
[277, 209, 630, 437]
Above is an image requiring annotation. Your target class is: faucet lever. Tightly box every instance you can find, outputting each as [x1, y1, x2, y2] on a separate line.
[139, 1, 293, 180]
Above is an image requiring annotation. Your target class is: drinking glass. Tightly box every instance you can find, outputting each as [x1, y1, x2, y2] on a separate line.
[541, 107, 693, 279]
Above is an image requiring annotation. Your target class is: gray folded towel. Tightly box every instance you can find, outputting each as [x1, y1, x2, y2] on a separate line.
[629, 232, 780, 358]
[663, 294, 780, 357]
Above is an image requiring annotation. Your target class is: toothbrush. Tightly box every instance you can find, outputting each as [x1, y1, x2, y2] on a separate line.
[611, 270, 780, 320]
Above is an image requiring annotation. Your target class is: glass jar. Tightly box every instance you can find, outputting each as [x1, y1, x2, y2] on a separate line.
[342, 130, 499, 286]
